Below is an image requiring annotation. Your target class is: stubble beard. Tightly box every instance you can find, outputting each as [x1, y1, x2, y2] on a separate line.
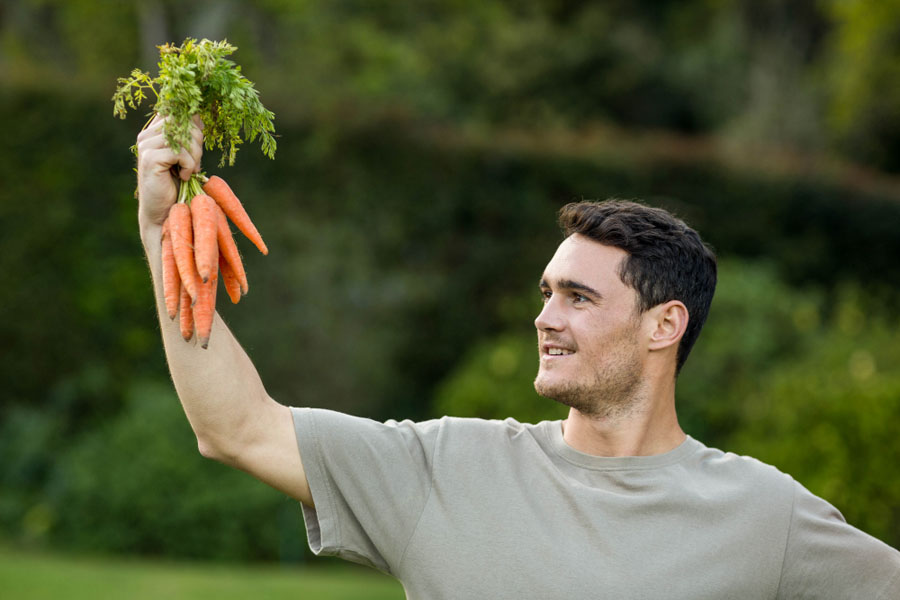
[534, 329, 646, 420]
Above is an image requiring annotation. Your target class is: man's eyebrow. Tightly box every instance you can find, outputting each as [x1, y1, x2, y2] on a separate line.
[539, 278, 603, 299]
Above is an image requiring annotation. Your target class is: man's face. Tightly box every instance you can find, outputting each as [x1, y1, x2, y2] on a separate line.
[534, 234, 647, 418]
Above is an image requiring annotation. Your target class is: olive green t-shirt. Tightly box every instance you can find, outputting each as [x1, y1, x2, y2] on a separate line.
[291, 407, 900, 599]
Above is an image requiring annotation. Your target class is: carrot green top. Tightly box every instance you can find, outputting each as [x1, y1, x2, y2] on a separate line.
[113, 38, 276, 168]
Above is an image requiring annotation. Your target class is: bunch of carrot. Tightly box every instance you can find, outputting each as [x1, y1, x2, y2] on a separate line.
[114, 38, 277, 348]
[161, 173, 268, 348]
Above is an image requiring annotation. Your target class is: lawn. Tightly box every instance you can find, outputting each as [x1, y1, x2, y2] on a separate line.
[0, 546, 405, 600]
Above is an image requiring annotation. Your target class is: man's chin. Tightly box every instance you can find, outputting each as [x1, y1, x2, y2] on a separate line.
[534, 374, 611, 416]
[534, 376, 572, 404]
[535, 371, 646, 420]
[533, 374, 552, 399]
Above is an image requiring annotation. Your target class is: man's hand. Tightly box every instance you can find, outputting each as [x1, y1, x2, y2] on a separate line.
[136, 114, 204, 228]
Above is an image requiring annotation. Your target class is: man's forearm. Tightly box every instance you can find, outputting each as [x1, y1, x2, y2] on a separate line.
[141, 217, 272, 462]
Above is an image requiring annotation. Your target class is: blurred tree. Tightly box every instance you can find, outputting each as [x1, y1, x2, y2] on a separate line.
[0, 406, 63, 546]
[46, 379, 304, 561]
[732, 285, 900, 548]
[0, 0, 888, 172]
[673, 260, 823, 447]
[434, 332, 562, 423]
[823, 0, 900, 171]
[0, 92, 156, 426]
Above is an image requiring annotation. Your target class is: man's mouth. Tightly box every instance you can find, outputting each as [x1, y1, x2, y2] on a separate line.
[547, 347, 574, 356]
[542, 343, 575, 357]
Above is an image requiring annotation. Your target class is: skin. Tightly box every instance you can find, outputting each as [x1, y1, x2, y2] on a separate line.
[136, 114, 313, 507]
[534, 234, 689, 457]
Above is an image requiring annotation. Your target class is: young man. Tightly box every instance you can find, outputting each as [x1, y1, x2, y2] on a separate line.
[136, 117, 900, 598]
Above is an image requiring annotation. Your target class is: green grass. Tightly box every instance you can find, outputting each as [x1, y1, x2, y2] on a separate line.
[0, 546, 405, 600]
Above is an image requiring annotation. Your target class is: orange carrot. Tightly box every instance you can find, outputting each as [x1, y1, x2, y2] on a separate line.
[161, 219, 180, 320]
[203, 175, 268, 255]
[190, 193, 219, 283]
[215, 205, 248, 294]
[168, 203, 201, 302]
[219, 254, 242, 304]
[179, 285, 194, 341]
[194, 263, 218, 348]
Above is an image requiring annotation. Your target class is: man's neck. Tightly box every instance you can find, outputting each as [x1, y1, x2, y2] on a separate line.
[561, 381, 685, 457]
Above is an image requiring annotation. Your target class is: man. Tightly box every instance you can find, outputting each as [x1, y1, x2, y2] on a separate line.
[136, 117, 900, 598]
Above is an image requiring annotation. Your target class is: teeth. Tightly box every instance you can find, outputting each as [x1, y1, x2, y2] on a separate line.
[548, 348, 573, 355]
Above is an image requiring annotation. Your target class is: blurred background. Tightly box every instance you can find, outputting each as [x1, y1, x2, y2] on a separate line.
[2, 0, 900, 597]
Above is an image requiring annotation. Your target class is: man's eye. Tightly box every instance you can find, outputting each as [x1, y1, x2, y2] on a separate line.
[540, 290, 552, 302]
[573, 293, 588, 303]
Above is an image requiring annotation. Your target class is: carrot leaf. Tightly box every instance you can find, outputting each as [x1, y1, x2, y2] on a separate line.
[113, 38, 276, 168]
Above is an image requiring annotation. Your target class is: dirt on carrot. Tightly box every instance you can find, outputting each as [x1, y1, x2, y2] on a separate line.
[179, 285, 194, 341]
[195, 265, 218, 348]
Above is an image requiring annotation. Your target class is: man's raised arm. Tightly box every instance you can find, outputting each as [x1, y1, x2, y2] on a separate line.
[135, 115, 312, 507]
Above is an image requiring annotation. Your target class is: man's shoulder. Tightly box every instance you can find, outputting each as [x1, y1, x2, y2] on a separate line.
[421, 415, 557, 470]
[687, 439, 797, 497]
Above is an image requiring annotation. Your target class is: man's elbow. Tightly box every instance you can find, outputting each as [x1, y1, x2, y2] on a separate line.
[196, 435, 238, 466]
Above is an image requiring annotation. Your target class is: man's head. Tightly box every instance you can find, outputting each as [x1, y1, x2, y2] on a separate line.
[558, 199, 717, 374]
[533, 200, 716, 416]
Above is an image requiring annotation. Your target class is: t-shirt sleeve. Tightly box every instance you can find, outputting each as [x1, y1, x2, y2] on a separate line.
[777, 481, 900, 599]
[290, 407, 440, 574]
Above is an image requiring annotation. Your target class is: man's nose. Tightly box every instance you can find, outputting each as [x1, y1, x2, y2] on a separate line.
[535, 297, 565, 332]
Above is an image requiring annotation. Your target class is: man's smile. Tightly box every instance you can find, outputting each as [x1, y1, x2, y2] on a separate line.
[541, 342, 576, 359]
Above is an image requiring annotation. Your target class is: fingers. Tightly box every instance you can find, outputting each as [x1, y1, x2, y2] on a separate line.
[178, 150, 198, 181]
[135, 114, 205, 227]
[136, 114, 204, 179]
[136, 113, 164, 144]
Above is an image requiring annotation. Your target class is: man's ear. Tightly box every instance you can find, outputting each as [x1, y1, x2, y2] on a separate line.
[646, 300, 689, 352]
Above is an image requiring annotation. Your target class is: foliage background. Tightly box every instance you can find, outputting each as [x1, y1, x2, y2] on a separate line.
[1, 0, 899, 572]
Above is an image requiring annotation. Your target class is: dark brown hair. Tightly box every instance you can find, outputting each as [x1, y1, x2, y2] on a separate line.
[558, 199, 717, 374]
